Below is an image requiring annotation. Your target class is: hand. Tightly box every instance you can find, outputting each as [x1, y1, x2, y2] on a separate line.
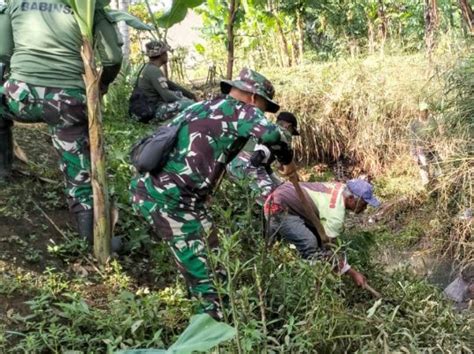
[347, 269, 367, 287]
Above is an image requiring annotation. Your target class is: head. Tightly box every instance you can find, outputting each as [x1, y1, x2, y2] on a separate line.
[228, 88, 269, 112]
[277, 111, 300, 136]
[220, 68, 280, 113]
[145, 40, 171, 65]
[344, 179, 381, 214]
[419, 102, 429, 121]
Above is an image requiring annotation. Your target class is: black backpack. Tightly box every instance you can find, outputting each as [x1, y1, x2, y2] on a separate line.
[130, 119, 187, 174]
[128, 65, 155, 123]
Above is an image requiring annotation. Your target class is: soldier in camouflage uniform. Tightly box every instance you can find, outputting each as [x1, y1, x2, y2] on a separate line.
[227, 111, 300, 205]
[132, 40, 196, 123]
[130, 68, 297, 319]
[0, 0, 122, 247]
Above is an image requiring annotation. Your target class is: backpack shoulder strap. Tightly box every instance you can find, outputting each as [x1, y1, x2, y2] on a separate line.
[134, 63, 147, 88]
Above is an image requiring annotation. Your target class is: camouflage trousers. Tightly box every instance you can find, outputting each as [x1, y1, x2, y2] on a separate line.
[154, 98, 194, 122]
[130, 177, 226, 319]
[227, 151, 280, 205]
[410, 146, 442, 186]
[1, 79, 92, 213]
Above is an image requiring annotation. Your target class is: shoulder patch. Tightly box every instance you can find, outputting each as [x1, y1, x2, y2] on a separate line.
[158, 77, 168, 88]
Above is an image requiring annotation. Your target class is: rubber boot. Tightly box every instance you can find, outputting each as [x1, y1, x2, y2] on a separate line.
[75, 209, 123, 252]
[75, 210, 94, 245]
[0, 119, 13, 180]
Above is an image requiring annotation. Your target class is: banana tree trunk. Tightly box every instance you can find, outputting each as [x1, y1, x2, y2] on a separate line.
[81, 39, 111, 264]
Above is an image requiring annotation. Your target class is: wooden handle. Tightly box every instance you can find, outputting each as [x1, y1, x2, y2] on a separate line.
[288, 174, 330, 245]
[363, 283, 382, 298]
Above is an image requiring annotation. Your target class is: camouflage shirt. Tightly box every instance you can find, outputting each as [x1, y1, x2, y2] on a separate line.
[134, 95, 293, 205]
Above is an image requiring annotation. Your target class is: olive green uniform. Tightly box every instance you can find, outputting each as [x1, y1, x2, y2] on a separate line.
[138, 63, 195, 122]
[0, 0, 122, 215]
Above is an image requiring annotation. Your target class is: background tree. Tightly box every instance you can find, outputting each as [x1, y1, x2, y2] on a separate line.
[119, 0, 131, 61]
[458, 0, 474, 34]
[424, 0, 439, 61]
[226, 0, 240, 78]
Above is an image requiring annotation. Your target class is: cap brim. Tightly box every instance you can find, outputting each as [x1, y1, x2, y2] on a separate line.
[365, 196, 381, 208]
[220, 80, 233, 94]
[265, 99, 280, 113]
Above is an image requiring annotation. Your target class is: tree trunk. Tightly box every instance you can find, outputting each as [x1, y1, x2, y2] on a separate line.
[424, 0, 439, 60]
[290, 32, 298, 67]
[119, 0, 130, 62]
[274, 16, 292, 67]
[81, 39, 111, 264]
[296, 9, 304, 64]
[368, 18, 375, 54]
[274, 32, 285, 67]
[458, 0, 474, 34]
[226, 0, 238, 80]
[377, 0, 387, 51]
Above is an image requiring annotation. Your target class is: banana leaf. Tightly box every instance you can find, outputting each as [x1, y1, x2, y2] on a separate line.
[155, 0, 205, 28]
[66, 0, 95, 40]
[117, 314, 236, 354]
[107, 10, 153, 31]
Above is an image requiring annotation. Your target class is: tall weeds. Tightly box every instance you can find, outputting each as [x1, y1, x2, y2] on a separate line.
[264, 52, 466, 176]
[435, 53, 473, 264]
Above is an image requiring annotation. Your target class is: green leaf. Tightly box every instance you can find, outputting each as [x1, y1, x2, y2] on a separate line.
[107, 10, 153, 30]
[366, 299, 383, 318]
[155, 0, 206, 29]
[131, 319, 144, 334]
[65, 0, 96, 40]
[96, 0, 111, 8]
[116, 314, 236, 354]
[117, 350, 166, 354]
[167, 314, 236, 353]
[194, 43, 205, 55]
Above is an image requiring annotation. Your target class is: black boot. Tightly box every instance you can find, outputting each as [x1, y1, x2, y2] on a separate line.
[75, 210, 94, 245]
[0, 119, 13, 180]
[75, 209, 123, 252]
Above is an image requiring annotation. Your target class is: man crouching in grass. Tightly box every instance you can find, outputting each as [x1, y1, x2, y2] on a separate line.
[264, 179, 381, 286]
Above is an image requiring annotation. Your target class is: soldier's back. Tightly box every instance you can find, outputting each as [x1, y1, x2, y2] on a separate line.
[8, 0, 84, 89]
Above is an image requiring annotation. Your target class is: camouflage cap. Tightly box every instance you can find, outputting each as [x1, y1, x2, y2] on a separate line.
[220, 68, 280, 113]
[419, 101, 429, 111]
[145, 40, 171, 58]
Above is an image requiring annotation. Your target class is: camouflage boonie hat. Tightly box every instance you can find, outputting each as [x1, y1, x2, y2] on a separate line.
[220, 68, 280, 113]
[419, 101, 429, 111]
[145, 40, 171, 58]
